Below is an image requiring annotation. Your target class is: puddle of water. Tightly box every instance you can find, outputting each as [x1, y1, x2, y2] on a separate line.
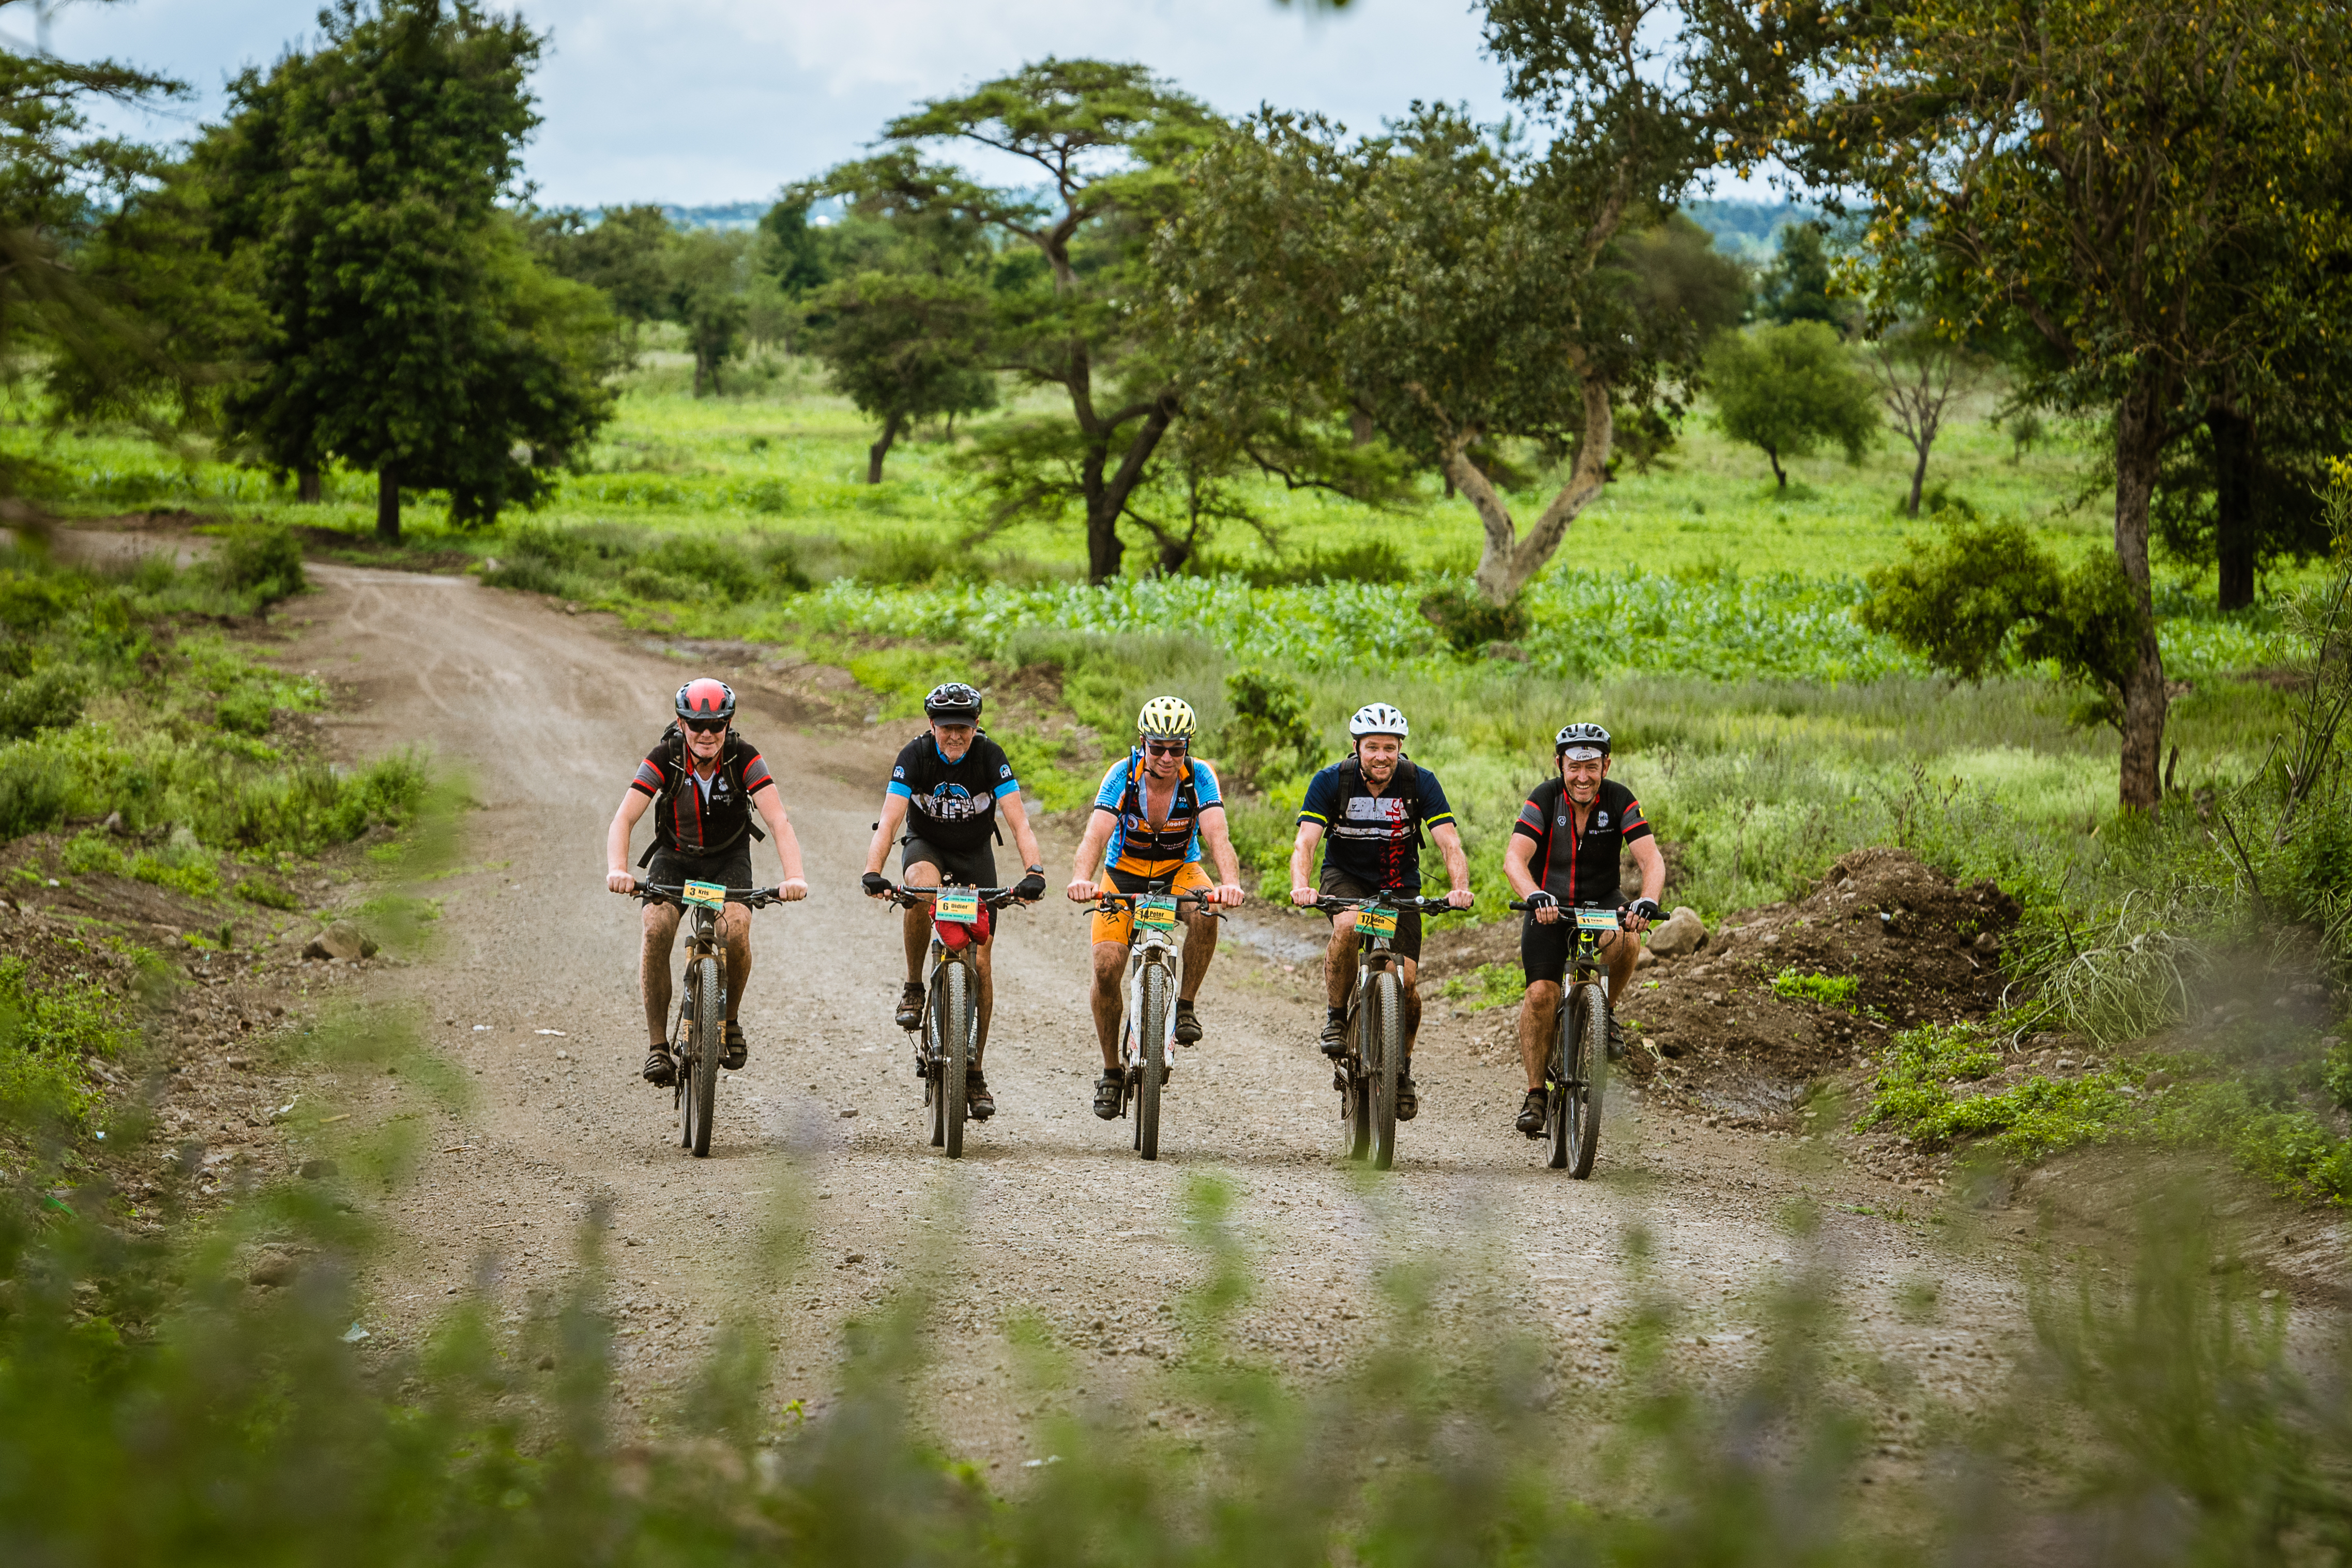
[1224, 913, 1326, 966]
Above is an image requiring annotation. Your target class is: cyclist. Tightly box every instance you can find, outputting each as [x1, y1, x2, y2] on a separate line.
[1505, 722, 1664, 1137]
[606, 678, 810, 1087]
[1287, 702, 1473, 1120]
[859, 682, 1046, 1121]
[1065, 696, 1247, 1120]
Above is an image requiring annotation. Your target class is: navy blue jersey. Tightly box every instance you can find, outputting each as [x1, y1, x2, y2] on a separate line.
[888, 733, 1019, 850]
[1298, 756, 1455, 892]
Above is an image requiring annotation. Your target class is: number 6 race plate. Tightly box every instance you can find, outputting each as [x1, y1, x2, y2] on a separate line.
[1356, 905, 1399, 937]
[1575, 907, 1620, 932]
[681, 880, 727, 910]
[932, 886, 980, 924]
[1136, 893, 1179, 931]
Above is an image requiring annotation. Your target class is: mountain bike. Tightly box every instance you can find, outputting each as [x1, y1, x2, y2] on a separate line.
[1092, 882, 1215, 1161]
[885, 883, 1022, 1159]
[1509, 899, 1619, 1177]
[1315, 891, 1452, 1171]
[636, 880, 783, 1159]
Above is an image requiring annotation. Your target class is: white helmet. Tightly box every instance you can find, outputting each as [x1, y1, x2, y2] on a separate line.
[1348, 702, 1408, 739]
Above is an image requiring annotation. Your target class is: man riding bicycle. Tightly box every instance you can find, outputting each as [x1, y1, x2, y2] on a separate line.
[606, 678, 810, 1087]
[1505, 722, 1665, 1136]
[1065, 696, 1247, 1120]
[860, 682, 1046, 1121]
[1288, 703, 1474, 1121]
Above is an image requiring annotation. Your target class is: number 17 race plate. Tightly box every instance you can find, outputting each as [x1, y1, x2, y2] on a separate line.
[1136, 893, 1179, 931]
[1575, 907, 1620, 932]
[932, 886, 981, 924]
[1356, 905, 1399, 937]
[681, 880, 727, 910]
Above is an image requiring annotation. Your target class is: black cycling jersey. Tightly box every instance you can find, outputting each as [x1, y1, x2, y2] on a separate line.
[887, 732, 1020, 851]
[1512, 777, 1651, 906]
[1298, 755, 1455, 892]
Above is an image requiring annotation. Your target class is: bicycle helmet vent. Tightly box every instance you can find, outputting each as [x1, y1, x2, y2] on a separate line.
[1348, 702, 1408, 739]
[675, 678, 736, 723]
[923, 681, 984, 723]
[1136, 695, 1198, 739]
[1555, 721, 1612, 759]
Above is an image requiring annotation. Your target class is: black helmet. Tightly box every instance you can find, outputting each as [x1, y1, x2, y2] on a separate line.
[1555, 722, 1611, 759]
[923, 682, 983, 723]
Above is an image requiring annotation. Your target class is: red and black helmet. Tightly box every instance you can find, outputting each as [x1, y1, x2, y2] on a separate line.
[675, 678, 736, 725]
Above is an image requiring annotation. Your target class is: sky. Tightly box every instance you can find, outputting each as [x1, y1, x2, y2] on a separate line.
[39, 0, 1599, 210]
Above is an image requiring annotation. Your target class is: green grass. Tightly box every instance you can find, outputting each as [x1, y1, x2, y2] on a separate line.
[1770, 969, 1860, 1007]
[1438, 960, 1530, 1013]
[0, 957, 129, 1128]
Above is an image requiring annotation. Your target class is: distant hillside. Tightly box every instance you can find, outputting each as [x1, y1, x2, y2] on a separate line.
[1681, 199, 1816, 260]
[660, 202, 768, 232]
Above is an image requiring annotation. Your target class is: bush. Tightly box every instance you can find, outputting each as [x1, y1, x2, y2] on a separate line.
[1221, 667, 1318, 785]
[1417, 583, 1530, 653]
[211, 522, 306, 607]
[0, 666, 86, 741]
[60, 831, 125, 877]
[0, 745, 68, 841]
[233, 876, 301, 910]
[1770, 969, 1859, 1007]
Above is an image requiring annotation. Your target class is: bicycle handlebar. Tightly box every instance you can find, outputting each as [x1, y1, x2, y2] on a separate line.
[884, 884, 1027, 910]
[1315, 893, 1462, 914]
[635, 882, 786, 909]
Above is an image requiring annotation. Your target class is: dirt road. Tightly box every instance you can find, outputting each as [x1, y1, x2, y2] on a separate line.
[278, 564, 2034, 1473]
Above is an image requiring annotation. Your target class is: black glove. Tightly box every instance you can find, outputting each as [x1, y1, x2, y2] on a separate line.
[861, 872, 892, 897]
[1628, 897, 1662, 923]
[1524, 891, 1558, 911]
[1014, 870, 1048, 901]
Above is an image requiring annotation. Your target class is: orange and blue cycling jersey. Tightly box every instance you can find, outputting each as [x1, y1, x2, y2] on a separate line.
[1088, 753, 1223, 945]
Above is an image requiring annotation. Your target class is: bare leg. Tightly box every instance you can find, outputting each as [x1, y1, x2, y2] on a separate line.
[1178, 910, 1217, 1003]
[973, 937, 995, 1067]
[1397, 954, 1421, 1054]
[1324, 913, 1360, 1009]
[1518, 979, 1561, 1091]
[720, 903, 751, 1023]
[1091, 942, 1126, 1069]
[640, 903, 681, 1045]
[1601, 931, 1639, 1010]
[900, 861, 939, 982]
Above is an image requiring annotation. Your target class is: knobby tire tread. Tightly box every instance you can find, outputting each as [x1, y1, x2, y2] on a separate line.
[689, 957, 722, 1158]
[1371, 970, 1402, 1171]
[1572, 982, 1606, 1178]
[943, 960, 970, 1159]
[1138, 961, 1167, 1161]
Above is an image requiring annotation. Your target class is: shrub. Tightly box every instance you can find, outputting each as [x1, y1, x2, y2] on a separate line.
[211, 522, 306, 607]
[0, 745, 68, 842]
[1770, 968, 1859, 1007]
[1221, 667, 1318, 785]
[638, 533, 762, 602]
[0, 666, 85, 741]
[233, 876, 301, 910]
[1418, 582, 1530, 653]
[60, 831, 125, 877]
[1706, 321, 1879, 488]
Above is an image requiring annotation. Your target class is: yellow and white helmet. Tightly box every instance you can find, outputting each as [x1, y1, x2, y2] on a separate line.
[1136, 695, 1198, 740]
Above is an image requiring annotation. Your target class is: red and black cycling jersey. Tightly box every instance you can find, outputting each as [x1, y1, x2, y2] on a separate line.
[630, 725, 775, 856]
[1512, 776, 1650, 907]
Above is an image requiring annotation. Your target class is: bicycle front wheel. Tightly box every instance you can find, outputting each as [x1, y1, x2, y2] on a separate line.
[685, 957, 722, 1158]
[1136, 960, 1167, 1161]
[940, 960, 971, 1160]
[1546, 990, 1571, 1171]
[1369, 969, 1402, 1171]
[1566, 982, 1607, 1178]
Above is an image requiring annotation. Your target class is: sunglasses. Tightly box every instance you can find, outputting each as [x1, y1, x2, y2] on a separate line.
[1143, 740, 1187, 757]
[682, 717, 727, 735]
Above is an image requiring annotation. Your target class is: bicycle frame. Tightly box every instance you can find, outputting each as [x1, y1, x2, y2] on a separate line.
[635, 881, 779, 1158]
[887, 882, 1018, 1158]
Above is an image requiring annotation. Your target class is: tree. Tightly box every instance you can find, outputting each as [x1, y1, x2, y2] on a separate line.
[1705, 322, 1877, 489]
[1865, 322, 1988, 516]
[1805, 0, 2352, 809]
[1165, 0, 1823, 605]
[2152, 415, 2336, 606]
[807, 271, 996, 482]
[208, 0, 614, 540]
[1757, 222, 1846, 329]
[821, 59, 1223, 583]
[527, 203, 672, 330]
[666, 230, 748, 397]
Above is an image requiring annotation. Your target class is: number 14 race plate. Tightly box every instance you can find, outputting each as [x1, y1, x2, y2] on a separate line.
[1136, 893, 1179, 930]
[1356, 905, 1399, 937]
[932, 886, 981, 924]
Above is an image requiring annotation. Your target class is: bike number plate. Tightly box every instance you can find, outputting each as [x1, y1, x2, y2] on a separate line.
[681, 880, 727, 910]
[1575, 907, 1619, 932]
[1357, 905, 1398, 938]
[1136, 893, 1179, 931]
[932, 886, 980, 925]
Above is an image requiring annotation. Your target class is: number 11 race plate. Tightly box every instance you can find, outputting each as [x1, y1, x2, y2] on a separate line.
[1356, 905, 1399, 937]
[932, 886, 980, 924]
[681, 880, 727, 910]
[1575, 907, 1620, 931]
[1136, 893, 1179, 931]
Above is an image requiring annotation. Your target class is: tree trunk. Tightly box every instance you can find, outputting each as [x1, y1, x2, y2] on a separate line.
[1906, 446, 1929, 516]
[1350, 410, 1375, 448]
[867, 412, 904, 484]
[1453, 364, 1613, 606]
[2210, 401, 2256, 611]
[692, 354, 707, 399]
[376, 462, 401, 545]
[1082, 400, 1177, 585]
[297, 469, 322, 504]
[1768, 447, 1787, 490]
[2112, 383, 2172, 813]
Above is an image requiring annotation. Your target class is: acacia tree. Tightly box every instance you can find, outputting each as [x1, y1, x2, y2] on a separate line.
[808, 271, 996, 481]
[1863, 322, 1985, 515]
[819, 59, 1221, 582]
[1808, 0, 2352, 810]
[1165, 0, 1819, 606]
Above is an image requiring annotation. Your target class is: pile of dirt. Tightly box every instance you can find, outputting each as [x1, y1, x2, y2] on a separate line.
[1422, 847, 2020, 1129]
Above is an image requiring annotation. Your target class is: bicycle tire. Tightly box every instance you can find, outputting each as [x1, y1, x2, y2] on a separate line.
[1546, 989, 1571, 1170]
[1369, 969, 1402, 1171]
[1345, 1001, 1371, 1162]
[942, 959, 971, 1159]
[925, 971, 946, 1148]
[1568, 981, 1607, 1178]
[687, 956, 722, 1159]
[1137, 960, 1167, 1161]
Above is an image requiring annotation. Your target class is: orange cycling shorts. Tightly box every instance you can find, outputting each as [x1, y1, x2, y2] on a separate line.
[1090, 860, 1213, 946]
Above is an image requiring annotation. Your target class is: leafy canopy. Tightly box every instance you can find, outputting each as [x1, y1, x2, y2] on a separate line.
[1706, 322, 1878, 488]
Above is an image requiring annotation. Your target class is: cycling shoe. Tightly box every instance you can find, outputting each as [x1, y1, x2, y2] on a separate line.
[1515, 1087, 1547, 1137]
[722, 1022, 747, 1071]
[967, 1070, 995, 1120]
[1092, 1071, 1124, 1120]
[894, 982, 925, 1030]
[643, 1046, 677, 1087]
[1174, 1000, 1202, 1045]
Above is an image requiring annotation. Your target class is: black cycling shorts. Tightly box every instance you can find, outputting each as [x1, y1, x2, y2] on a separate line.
[1521, 908, 1628, 983]
[1319, 868, 1422, 961]
[903, 835, 997, 890]
[647, 843, 754, 899]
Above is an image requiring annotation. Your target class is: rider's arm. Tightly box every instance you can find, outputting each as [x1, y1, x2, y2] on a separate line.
[864, 793, 910, 879]
[1067, 809, 1115, 900]
[1505, 831, 1560, 923]
[1431, 821, 1474, 908]
[1195, 803, 1245, 903]
[1627, 833, 1665, 928]
[606, 788, 652, 892]
[1288, 820, 1324, 906]
[998, 788, 1044, 881]
[751, 782, 808, 897]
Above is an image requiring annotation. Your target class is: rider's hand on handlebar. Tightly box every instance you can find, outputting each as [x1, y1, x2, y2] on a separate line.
[861, 871, 892, 899]
[1067, 877, 1099, 904]
[1625, 896, 1661, 933]
[1290, 885, 1319, 908]
[1212, 883, 1245, 908]
[779, 878, 809, 903]
[1013, 870, 1048, 902]
[1444, 888, 1475, 911]
[1524, 889, 1560, 924]
[607, 870, 637, 896]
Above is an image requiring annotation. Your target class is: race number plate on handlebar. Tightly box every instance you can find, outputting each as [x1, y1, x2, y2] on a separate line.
[1357, 904, 1399, 938]
[1575, 908, 1619, 932]
[933, 886, 981, 925]
[1136, 893, 1179, 931]
[682, 880, 728, 910]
